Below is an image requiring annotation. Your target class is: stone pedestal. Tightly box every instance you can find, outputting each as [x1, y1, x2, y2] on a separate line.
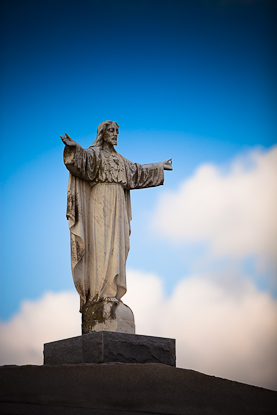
[44, 331, 176, 366]
[1, 363, 277, 415]
[81, 300, 135, 335]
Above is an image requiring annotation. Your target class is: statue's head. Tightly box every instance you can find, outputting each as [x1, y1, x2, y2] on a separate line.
[92, 120, 119, 147]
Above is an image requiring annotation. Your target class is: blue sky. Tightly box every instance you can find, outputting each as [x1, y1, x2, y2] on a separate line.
[0, 0, 275, 315]
[0, 0, 276, 389]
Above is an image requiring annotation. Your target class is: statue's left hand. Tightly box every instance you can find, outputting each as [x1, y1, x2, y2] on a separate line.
[163, 158, 173, 170]
[60, 133, 77, 147]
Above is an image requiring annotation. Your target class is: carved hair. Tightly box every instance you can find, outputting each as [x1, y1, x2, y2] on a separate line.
[91, 120, 119, 147]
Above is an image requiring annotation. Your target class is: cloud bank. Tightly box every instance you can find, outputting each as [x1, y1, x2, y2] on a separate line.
[1, 270, 276, 390]
[0, 292, 80, 365]
[125, 270, 277, 391]
[152, 146, 277, 270]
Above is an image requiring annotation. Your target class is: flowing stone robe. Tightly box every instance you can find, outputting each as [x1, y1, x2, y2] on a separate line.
[64, 144, 164, 310]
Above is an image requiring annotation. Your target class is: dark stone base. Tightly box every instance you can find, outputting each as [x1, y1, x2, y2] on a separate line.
[1, 363, 276, 415]
[44, 331, 176, 366]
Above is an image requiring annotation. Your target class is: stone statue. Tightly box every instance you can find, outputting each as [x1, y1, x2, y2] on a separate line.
[61, 121, 172, 334]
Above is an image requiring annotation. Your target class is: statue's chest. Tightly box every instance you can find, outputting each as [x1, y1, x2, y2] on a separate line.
[100, 152, 126, 182]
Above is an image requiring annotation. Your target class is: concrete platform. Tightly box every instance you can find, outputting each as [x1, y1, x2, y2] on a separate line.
[0, 363, 276, 414]
[44, 331, 176, 366]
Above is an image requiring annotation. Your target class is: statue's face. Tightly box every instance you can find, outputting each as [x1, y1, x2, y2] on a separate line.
[103, 123, 119, 146]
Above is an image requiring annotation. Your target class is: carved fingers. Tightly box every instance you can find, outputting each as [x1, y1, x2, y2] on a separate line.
[163, 158, 173, 170]
[60, 133, 76, 147]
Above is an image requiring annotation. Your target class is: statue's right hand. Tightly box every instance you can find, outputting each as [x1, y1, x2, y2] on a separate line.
[60, 133, 77, 147]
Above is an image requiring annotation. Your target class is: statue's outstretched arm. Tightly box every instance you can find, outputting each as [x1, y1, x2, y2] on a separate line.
[60, 132, 77, 147]
[163, 158, 173, 170]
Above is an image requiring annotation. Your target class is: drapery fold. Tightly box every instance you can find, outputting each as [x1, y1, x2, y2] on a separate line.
[64, 145, 164, 311]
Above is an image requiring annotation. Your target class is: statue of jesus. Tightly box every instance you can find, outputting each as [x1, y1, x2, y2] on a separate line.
[61, 120, 172, 334]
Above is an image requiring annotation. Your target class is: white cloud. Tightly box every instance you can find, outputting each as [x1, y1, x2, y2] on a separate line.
[0, 292, 80, 365]
[152, 146, 277, 269]
[125, 269, 277, 390]
[1, 271, 276, 391]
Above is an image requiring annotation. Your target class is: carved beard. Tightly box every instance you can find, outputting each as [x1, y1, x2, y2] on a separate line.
[104, 135, 117, 146]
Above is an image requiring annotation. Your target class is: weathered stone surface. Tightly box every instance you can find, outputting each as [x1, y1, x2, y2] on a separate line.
[1, 363, 276, 415]
[44, 331, 176, 366]
[82, 300, 135, 334]
[61, 121, 172, 333]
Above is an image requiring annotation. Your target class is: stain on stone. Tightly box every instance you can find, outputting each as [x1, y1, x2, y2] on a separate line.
[82, 300, 110, 334]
